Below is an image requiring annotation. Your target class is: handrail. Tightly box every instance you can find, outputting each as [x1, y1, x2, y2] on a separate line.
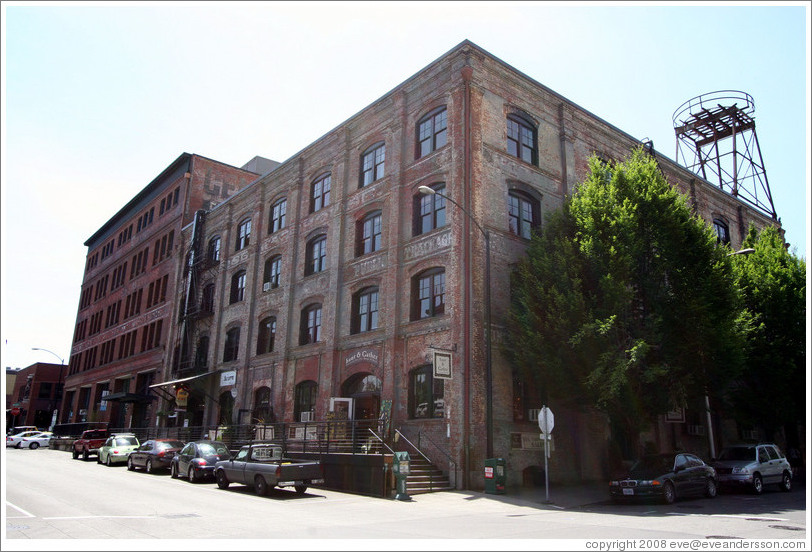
[417, 427, 456, 471]
[368, 428, 395, 455]
[394, 428, 431, 464]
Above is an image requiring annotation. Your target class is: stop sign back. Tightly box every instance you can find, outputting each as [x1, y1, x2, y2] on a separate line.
[537, 406, 554, 434]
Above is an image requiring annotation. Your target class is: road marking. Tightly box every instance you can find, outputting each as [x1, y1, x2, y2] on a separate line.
[6, 501, 35, 518]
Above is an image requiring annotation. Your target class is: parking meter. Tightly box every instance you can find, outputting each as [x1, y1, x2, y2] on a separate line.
[393, 451, 412, 501]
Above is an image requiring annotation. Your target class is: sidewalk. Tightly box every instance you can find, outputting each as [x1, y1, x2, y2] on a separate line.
[491, 481, 610, 510]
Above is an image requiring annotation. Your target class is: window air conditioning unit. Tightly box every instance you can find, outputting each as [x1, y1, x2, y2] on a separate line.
[262, 282, 271, 292]
[300, 411, 313, 422]
[687, 424, 706, 436]
[527, 408, 541, 423]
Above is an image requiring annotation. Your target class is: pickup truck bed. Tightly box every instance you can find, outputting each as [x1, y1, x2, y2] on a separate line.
[214, 442, 323, 496]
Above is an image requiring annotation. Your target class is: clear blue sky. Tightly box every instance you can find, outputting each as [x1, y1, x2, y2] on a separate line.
[2, 1, 809, 372]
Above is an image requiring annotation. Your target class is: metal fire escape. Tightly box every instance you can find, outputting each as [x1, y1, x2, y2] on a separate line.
[673, 90, 777, 220]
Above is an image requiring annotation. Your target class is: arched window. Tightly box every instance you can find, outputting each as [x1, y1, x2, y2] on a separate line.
[200, 283, 215, 314]
[223, 327, 240, 362]
[229, 270, 246, 304]
[256, 317, 276, 355]
[207, 236, 221, 263]
[416, 106, 447, 158]
[409, 365, 444, 419]
[360, 142, 385, 187]
[305, 235, 327, 275]
[310, 173, 331, 213]
[235, 218, 251, 251]
[411, 268, 445, 320]
[218, 391, 234, 425]
[351, 287, 379, 334]
[413, 183, 446, 236]
[263, 255, 282, 291]
[506, 113, 537, 165]
[713, 217, 731, 245]
[356, 211, 382, 256]
[253, 386, 274, 424]
[508, 190, 540, 239]
[294, 380, 317, 422]
[269, 198, 287, 234]
[299, 304, 322, 345]
[194, 335, 209, 370]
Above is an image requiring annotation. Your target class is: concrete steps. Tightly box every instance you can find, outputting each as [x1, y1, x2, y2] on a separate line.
[405, 456, 453, 494]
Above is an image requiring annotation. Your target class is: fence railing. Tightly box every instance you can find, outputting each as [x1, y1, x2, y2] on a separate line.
[101, 419, 389, 455]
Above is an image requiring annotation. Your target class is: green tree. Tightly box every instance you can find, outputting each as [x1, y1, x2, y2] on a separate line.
[729, 226, 806, 444]
[505, 147, 746, 450]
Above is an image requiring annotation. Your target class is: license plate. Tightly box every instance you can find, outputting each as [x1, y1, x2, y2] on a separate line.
[622, 488, 634, 495]
[312, 479, 325, 484]
[279, 481, 297, 486]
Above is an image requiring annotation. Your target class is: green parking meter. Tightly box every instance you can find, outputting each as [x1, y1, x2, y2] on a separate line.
[393, 451, 412, 501]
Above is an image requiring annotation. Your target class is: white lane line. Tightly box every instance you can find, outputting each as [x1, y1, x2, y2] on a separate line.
[6, 501, 36, 518]
[43, 515, 156, 520]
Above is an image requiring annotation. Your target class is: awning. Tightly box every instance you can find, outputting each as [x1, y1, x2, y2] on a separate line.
[148, 371, 219, 389]
[104, 392, 156, 403]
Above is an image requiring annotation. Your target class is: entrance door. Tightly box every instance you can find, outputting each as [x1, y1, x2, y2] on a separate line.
[341, 373, 382, 420]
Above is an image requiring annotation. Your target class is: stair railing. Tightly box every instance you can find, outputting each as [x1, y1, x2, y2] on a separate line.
[394, 428, 439, 491]
[416, 427, 458, 489]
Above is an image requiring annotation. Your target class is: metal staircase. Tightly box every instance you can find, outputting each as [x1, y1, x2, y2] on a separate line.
[404, 456, 454, 494]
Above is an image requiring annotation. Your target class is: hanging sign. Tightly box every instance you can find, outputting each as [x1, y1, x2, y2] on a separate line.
[432, 351, 452, 380]
[175, 386, 189, 408]
[220, 370, 236, 387]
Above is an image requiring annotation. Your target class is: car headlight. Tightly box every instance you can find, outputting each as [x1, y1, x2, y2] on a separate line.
[732, 467, 751, 474]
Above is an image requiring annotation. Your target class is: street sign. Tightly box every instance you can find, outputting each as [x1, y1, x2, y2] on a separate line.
[10, 407, 20, 416]
[537, 406, 554, 434]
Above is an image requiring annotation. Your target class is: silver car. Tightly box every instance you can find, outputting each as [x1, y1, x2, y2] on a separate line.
[712, 443, 792, 494]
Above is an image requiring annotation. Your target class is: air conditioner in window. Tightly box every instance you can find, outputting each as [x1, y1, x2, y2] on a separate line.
[300, 411, 313, 422]
[262, 282, 271, 292]
[687, 424, 706, 436]
[527, 408, 541, 423]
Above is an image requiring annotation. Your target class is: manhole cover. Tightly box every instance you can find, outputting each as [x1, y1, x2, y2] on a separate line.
[769, 525, 805, 532]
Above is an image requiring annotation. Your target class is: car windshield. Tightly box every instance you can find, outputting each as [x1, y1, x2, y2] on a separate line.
[115, 437, 138, 446]
[198, 443, 230, 457]
[158, 440, 184, 450]
[718, 447, 755, 461]
[629, 455, 674, 477]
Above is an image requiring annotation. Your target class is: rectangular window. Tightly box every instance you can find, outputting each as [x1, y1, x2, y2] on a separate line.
[361, 144, 385, 186]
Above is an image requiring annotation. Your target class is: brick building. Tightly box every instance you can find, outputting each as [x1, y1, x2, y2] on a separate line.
[153, 41, 778, 490]
[7, 363, 65, 430]
[62, 154, 275, 429]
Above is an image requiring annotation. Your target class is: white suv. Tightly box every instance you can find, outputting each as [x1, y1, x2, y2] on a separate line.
[712, 443, 792, 494]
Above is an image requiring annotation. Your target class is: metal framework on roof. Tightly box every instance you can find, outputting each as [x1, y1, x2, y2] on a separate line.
[673, 90, 777, 220]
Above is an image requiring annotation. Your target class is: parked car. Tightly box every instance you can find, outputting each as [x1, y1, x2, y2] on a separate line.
[72, 428, 110, 460]
[6, 430, 43, 448]
[171, 440, 232, 483]
[214, 442, 324, 496]
[98, 434, 140, 466]
[127, 439, 185, 473]
[712, 443, 792, 494]
[609, 452, 717, 504]
[20, 431, 53, 449]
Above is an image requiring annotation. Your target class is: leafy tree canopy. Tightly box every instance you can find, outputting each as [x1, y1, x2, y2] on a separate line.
[505, 147, 746, 439]
[729, 226, 806, 437]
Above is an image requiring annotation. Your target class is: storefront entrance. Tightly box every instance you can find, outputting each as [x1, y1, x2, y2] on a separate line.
[341, 373, 381, 420]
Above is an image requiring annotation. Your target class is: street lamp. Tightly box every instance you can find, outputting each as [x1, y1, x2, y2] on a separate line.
[31, 347, 65, 429]
[418, 186, 494, 458]
[703, 247, 755, 459]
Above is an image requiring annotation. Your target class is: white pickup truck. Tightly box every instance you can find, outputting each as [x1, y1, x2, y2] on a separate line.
[214, 442, 324, 496]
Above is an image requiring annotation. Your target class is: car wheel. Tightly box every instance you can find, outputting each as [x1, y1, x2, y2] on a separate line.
[72, 449, 79, 460]
[216, 470, 230, 490]
[106, 455, 112, 467]
[295, 485, 307, 495]
[83, 449, 89, 461]
[662, 481, 676, 504]
[146, 459, 153, 474]
[705, 478, 717, 498]
[171, 462, 179, 479]
[254, 475, 268, 496]
[780, 472, 792, 492]
[29, 442, 40, 450]
[15, 442, 22, 449]
[752, 474, 763, 494]
[127, 457, 135, 471]
[188, 466, 197, 483]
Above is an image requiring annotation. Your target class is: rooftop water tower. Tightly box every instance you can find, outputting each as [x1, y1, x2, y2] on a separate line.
[673, 90, 777, 220]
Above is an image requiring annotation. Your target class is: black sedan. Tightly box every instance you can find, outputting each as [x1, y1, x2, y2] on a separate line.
[609, 452, 718, 504]
[170, 440, 232, 483]
[127, 439, 185, 473]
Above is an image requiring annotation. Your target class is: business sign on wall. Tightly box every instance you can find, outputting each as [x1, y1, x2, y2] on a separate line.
[344, 348, 379, 368]
[220, 370, 236, 387]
